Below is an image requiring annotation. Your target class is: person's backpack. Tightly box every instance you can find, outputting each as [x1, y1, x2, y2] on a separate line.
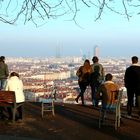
[90, 65, 100, 85]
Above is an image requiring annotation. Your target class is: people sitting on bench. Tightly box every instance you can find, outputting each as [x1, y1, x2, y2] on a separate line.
[5, 72, 25, 121]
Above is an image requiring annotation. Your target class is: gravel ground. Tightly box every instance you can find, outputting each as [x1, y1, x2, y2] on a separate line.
[0, 102, 140, 140]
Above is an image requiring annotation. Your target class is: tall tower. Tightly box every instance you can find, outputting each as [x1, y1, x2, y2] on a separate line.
[56, 46, 61, 58]
[94, 45, 99, 57]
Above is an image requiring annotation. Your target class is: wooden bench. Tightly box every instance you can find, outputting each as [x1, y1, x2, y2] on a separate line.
[0, 91, 24, 123]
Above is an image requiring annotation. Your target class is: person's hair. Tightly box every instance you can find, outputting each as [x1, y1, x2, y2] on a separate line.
[92, 56, 99, 63]
[83, 59, 91, 69]
[132, 56, 138, 64]
[84, 59, 90, 64]
[0, 56, 5, 62]
[105, 73, 113, 81]
[10, 72, 19, 78]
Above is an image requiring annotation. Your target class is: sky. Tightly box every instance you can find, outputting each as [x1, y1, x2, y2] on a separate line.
[0, 0, 140, 58]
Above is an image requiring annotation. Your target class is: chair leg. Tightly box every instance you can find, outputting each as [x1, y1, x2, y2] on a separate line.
[115, 115, 118, 130]
[99, 109, 102, 128]
[41, 102, 44, 118]
[99, 109, 105, 128]
[52, 101, 55, 116]
[41, 100, 55, 117]
[118, 106, 121, 127]
[52, 107, 55, 116]
[12, 108, 16, 123]
[115, 105, 121, 130]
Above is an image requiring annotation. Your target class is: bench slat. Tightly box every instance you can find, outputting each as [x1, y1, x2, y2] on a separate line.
[0, 91, 23, 123]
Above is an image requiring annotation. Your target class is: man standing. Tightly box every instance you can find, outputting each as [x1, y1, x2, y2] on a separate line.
[124, 56, 140, 118]
[0, 56, 9, 118]
[0, 56, 9, 90]
[90, 56, 105, 107]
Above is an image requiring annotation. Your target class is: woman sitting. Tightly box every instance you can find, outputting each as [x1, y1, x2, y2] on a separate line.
[5, 72, 25, 120]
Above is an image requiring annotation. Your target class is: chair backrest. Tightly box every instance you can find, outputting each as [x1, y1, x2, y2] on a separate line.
[0, 91, 15, 103]
[101, 89, 123, 111]
[99, 89, 123, 129]
[51, 86, 57, 100]
[115, 89, 123, 109]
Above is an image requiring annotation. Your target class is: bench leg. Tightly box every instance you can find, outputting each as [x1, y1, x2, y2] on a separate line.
[12, 108, 16, 123]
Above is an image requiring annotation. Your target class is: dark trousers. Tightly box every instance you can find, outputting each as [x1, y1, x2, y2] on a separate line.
[0, 107, 5, 119]
[90, 83, 100, 106]
[137, 96, 140, 116]
[7, 105, 23, 120]
[77, 81, 88, 105]
[0, 79, 7, 90]
[127, 88, 140, 116]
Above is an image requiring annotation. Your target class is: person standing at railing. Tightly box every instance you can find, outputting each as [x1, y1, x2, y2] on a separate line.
[90, 56, 105, 107]
[5, 72, 25, 121]
[75, 59, 92, 105]
[124, 56, 140, 118]
[0, 56, 9, 90]
[0, 56, 9, 119]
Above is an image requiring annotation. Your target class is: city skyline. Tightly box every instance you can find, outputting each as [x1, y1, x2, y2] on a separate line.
[0, 1, 140, 58]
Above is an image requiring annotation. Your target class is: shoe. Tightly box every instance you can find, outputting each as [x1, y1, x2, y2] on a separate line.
[17, 119, 23, 123]
[82, 101, 85, 105]
[82, 103, 85, 106]
[120, 118, 124, 124]
[126, 115, 132, 119]
[138, 112, 140, 119]
[75, 98, 78, 103]
[95, 104, 99, 107]
[16, 117, 22, 121]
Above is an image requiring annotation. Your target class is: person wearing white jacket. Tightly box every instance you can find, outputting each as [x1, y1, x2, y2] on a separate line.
[5, 72, 25, 120]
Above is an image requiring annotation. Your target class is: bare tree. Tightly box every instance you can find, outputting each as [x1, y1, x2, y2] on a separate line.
[0, 0, 140, 26]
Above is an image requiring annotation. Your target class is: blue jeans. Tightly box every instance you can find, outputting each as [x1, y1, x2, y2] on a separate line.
[0, 79, 7, 90]
[90, 83, 100, 106]
[102, 103, 116, 111]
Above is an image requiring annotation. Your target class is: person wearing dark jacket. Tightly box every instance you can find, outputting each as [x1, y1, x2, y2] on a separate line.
[90, 56, 105, 107]
[0, 56, 9, 90]
[75, 59, 92, 105]
[124, 56, 140, 118]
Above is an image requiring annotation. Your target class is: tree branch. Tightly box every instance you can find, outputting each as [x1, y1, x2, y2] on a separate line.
[0, 0, 140, 25]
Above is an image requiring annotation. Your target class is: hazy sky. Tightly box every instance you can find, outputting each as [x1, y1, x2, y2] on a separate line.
[0, 1, 140, 58]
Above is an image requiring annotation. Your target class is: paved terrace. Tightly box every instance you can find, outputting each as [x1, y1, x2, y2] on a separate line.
[0, 102, 140, 140]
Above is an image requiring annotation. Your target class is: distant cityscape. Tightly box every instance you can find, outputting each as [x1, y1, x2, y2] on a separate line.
[5, 55, 132, 105]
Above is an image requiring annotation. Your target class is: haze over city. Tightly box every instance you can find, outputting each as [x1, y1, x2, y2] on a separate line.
[1, 2, 140, 139]
[0, 0, 140, 58]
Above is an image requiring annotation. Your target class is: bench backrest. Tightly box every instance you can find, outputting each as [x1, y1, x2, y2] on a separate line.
[0, 91, 16, 103]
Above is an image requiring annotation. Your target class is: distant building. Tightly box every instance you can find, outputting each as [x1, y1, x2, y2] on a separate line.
[94, 46, 99, 57]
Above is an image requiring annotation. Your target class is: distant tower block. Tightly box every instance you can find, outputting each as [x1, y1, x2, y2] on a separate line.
[94, 46, 99, 57]
[56, 46, 61, 58]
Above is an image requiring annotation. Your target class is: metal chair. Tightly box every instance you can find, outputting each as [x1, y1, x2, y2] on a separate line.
[41, 86, 56, 117]
[99, 89, 123, 130]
